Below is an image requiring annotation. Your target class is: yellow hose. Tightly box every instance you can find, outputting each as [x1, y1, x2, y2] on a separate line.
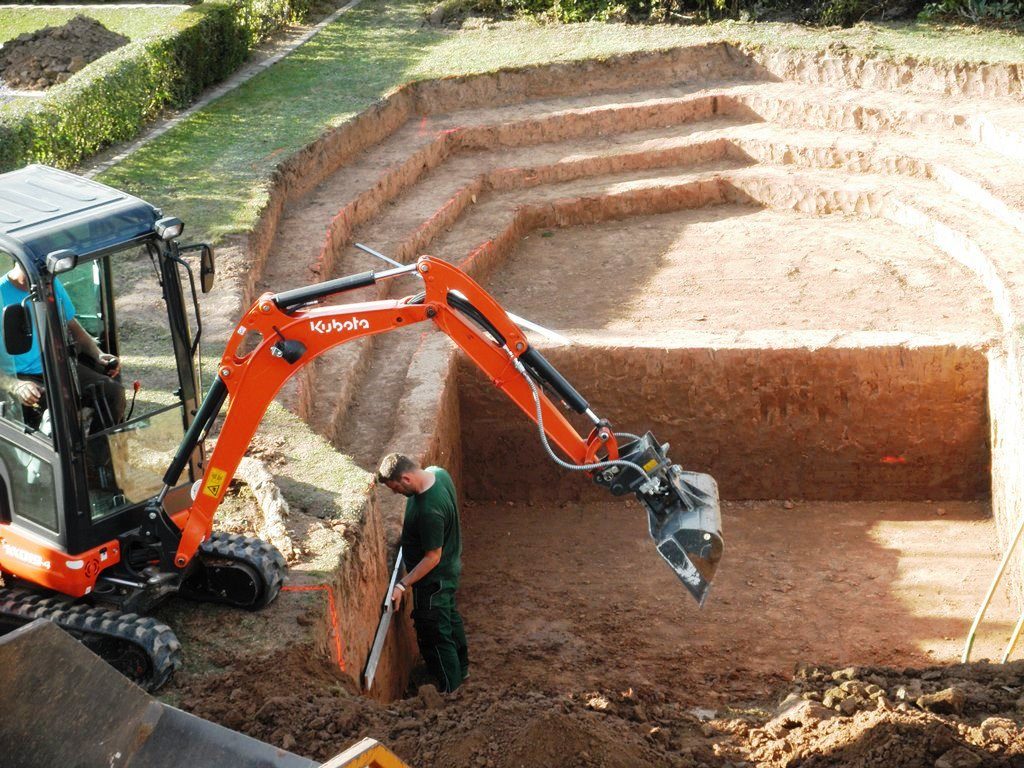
[963, 512, 1024, 663]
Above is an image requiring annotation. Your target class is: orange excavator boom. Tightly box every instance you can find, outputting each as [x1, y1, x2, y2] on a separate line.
[160, 255, 723, 604]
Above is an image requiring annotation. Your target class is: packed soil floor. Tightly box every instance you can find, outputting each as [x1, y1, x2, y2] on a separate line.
[177, 499, 1023, 766]
[164, 43, 1024, 767]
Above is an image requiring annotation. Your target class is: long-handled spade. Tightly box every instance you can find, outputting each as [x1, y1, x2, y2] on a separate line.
[363, 548, 404, 691]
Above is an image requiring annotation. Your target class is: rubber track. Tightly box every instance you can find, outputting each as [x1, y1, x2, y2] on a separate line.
[199, 531, 287, 609]
[0, 587, 182, 691]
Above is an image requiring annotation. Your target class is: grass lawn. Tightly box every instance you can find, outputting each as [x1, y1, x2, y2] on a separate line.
[0, 6, 188, 44]
[98, 0, 1024, 242]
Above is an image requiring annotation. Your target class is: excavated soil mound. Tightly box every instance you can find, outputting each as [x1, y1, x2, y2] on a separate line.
[176, 645, 709, 767]
[730, 660, 1024, 767]
[0, 15, 128, 90]
[175, 647, 1024, 767]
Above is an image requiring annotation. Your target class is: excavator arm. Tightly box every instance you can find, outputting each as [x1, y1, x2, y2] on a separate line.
[160, 256, 723, 604]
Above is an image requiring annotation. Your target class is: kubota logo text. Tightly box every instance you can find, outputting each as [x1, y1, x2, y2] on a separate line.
[1, 541, 51, 570]
[310, 317, 371, 334]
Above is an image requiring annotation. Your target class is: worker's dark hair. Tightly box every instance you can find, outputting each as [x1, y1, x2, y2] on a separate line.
[377, 453, 418, 484]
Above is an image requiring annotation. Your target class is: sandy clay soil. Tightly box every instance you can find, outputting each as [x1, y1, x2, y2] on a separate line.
[178, 499, 1023, 766]
[165, 42, 1024, 768]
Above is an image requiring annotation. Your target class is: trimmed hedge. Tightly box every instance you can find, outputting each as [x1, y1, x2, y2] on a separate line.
[0, 0, 310, 172]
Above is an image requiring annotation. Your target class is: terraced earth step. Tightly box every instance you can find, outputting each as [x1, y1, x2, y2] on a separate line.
[263, 78, 1024, 308]
[254, 66, 1024, 470]
[422, 79, 1024, 163]
[323, 165, 1007, 455]
[267, 93, 1024, 300]
[332, 328, 424, 469]
[314, 119, 1024, 287]
[423, 77, 1021, 135]
[421, 163, 1015, 263]
[291, 158, 1019, 445]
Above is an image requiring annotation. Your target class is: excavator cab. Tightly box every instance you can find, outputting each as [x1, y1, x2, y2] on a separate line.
[0, 166, 278, 691]
[0, 166, 207, 572]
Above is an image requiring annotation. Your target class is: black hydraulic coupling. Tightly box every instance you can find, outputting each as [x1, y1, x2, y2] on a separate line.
[271, 339, 306, 364]
[519, 347, 589, 414]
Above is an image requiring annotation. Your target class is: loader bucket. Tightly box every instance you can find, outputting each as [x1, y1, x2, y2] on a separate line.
[0, 619, 318, 768]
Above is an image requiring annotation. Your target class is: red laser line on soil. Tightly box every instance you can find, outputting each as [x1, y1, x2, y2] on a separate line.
[281, 584, 346, 672]
[881, 455, 907, 464]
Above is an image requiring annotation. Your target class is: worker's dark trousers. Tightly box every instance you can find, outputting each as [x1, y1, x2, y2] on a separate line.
[411, 580, 468, 693]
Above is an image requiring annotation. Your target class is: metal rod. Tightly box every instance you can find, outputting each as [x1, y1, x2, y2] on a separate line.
[508, 312, 571, 344]
[355, 244, 572, 345]
[963, 511, 1024, 662]
[354, 242, 403, 268]
[376, 264, 419, 280]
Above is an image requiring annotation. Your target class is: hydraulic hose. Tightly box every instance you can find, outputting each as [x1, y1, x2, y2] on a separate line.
[512, 354, 655, 487]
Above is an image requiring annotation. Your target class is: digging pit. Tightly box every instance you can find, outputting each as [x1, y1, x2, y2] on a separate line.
[166, 40, 1024, 766]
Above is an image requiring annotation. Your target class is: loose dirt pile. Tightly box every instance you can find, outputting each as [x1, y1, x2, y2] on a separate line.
[175, 645, 1024, 767]
[0, 15, 128, 90]
[175, 643, 712, 767]
[725, 661, 1024, 767]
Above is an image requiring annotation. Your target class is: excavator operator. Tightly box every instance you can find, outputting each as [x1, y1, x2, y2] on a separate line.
[378, 452, 469, 693]
[1, 260, 125, 428]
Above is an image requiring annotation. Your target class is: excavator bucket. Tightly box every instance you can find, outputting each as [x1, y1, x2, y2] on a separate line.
[597, 433, 724, 606]
[644, 467, 723, 606]
[0, 619, 354, 768]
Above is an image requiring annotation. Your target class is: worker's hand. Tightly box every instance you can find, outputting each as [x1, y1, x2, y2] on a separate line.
[14, 380, 42, 407]
[97, 353, 120, 377]
[390, 584, 406, 610]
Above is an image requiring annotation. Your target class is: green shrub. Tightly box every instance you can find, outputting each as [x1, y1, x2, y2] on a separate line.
[148, 2, 252, 105]
[2, 0, 202, 5]
[0, 0, 311, 173]
[919, 0, 1023, 20]
[816, 0, 877, 25]
[473, 0, 931, 23]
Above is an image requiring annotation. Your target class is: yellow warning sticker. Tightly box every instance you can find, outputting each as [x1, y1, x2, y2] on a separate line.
[643, 459, 659, 473]
[203, 467, 228, 498]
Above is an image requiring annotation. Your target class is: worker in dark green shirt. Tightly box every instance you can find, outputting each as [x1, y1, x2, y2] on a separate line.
[377, 452, 468, 692]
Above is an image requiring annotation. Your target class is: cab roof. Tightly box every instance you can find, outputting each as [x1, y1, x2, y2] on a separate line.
[0, 165, 161, 269]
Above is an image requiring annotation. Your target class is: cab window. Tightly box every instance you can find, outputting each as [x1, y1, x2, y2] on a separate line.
[69, 249, 187, 519]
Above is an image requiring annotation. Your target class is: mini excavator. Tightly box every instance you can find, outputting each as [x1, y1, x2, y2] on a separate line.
[0, 165, 723, 691]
